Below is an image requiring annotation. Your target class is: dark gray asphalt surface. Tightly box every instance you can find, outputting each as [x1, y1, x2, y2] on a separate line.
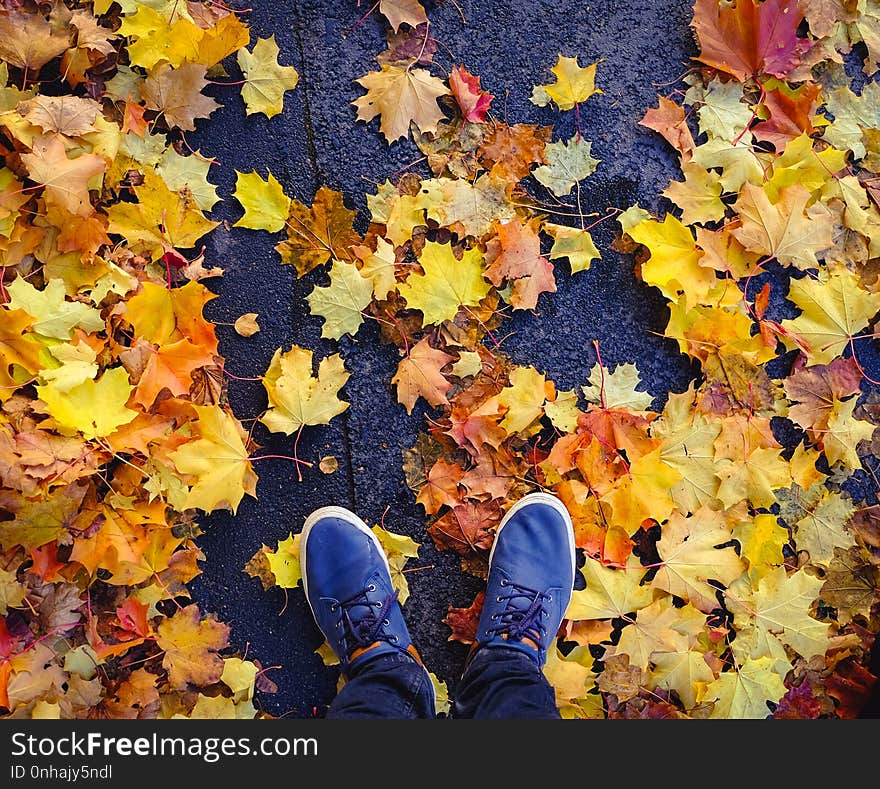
[186, 0, 880, 717]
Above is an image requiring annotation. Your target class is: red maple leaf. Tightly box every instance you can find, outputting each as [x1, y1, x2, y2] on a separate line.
[692, 0, 813, 82]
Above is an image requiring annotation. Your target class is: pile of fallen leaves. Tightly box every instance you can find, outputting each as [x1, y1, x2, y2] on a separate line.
[247, 0, 880, 718]
[0, 0, 300, 718]
[4, 0, 880, 720]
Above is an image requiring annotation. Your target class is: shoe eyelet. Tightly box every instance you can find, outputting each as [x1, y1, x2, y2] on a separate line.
[330, 603, 338, 612]
[547, 596, 553, 602]
[496, 596, 503, 602]
[367, 584, 376, 592]
[500, 579, 508, 586]
[391, 636, 399, 643]
[374, 602, 382, 608]
[383, 619, 390, 626]
[491, 614, 498, 620]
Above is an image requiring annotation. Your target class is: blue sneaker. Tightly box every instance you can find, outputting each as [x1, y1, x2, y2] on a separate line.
[474, 492, 576, 665]
[300, 506, 424, 673]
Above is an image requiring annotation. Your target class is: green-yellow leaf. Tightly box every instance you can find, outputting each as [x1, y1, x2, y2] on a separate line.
[7, 278, 104, 340]
[533, 134, 600, 197]
[546, 223, 600, 273]
[782, 264, 880, 365]
[37, 367, 137, 440]
[706, 657, 786, 719]
[306, 260, 373, 340]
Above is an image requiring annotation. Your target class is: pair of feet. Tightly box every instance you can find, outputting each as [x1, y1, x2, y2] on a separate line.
[301, 492, 576, 691]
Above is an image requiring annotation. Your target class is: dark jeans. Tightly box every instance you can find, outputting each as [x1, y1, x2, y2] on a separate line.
[327, 645, 559, 719]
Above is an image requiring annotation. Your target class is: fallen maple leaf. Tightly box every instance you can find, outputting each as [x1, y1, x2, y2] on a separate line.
[155, 605, 229, 691]
[378, 0, 428, 32]
[443, 591, 485, 644]
[275, 185, 360, 276]
[21, 136, 105, 218]
[640, 95, 695, 160]
[306, 259, 374, 340]
[428, 499, 501, 555]
[353, 64, 449, 142]
[397, 240, 490, 326]
[0, 11, 69, 70]
[692, 0, 813, 82]
[260, 345, 349, 434]
[233, 169, 291, 233]
[449, 65, 494, 123]
[531, 54, 602, 111]
[782, 265, 880, 365]
[533, 134, 600, 197]
[142, 62, 220, 131]
[392, 337, 454, 413]
[169, 405, 257, 514]
[237, 35, 299, 119]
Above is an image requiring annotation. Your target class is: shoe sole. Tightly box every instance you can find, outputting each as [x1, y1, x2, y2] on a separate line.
[299, 506, 436, 712]
[489, 491, 577, 603]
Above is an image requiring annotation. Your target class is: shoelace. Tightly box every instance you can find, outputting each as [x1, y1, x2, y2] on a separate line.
[331, 587, 399, 652]
[486, 580, 550, 645]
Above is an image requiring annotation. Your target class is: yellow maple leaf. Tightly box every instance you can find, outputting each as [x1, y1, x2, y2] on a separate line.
[543, 645, 598, 713]
[119, 4, 203, 70]
[353, 64, 449, 142]
[372, 525, 420, 603]
[628, 213, 716, 305]
[546, 223, 600, 273]
[566, 556, 653, 621]
[498, 365, 551, 435]
[157, 147, 219, 212]
[732, 566, 830, 660]
[169, 405, 257, 514]
[397, 241, 490, 326]
[732, 183, 835, 269]
[715, 446, 792, 509]
[706, 657, 786, 719]
[421, 174, 513, 238]
[662, 162, 726, 225]
[237, 36, 299, 119]
[604, 448, 681, 532]
[37, 367, 137, 440]
[650, 649, 716, 710]
[107, 170, 218, 258]
[824, 396, 876, 468]
[782, 265, 880, 365]
[6, 277, 104, 340]
[260, 345, 349, 434]
[354, 237, 397, 299]
[651, 507, 745, 612]
[610, 597, 705, 671]
[155, 604, 229, 690]
[733, 512, 789, 582]
[233, 169, 291, 233]
[530, 54, 602, 111]
[264, 532, 302, 589]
